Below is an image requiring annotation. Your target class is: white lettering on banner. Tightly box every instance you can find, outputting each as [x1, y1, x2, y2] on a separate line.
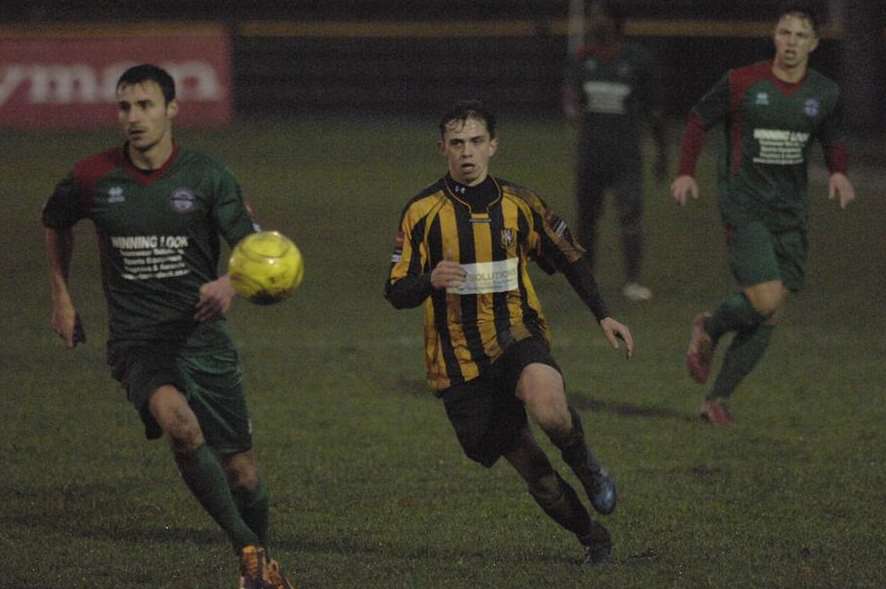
[752, 128, 810, 165]
[0, 61, 223, 107]
[111, 235, 190, 280]
[447, 258, 519, 295]
[0, 66, 26, 105]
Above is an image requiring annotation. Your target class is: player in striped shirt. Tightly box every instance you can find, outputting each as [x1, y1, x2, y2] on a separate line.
[386, 100, 634, 564]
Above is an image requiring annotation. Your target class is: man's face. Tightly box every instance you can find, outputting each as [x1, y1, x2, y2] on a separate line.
[116, 80, 177, 153]
[438, 117, 497, 186]
[773, 13, 818, 71]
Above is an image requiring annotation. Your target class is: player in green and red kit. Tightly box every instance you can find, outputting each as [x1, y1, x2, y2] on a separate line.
[563, 0, 667, 302]
[670, 2, 856, 425]
[42, 64, 295, 589]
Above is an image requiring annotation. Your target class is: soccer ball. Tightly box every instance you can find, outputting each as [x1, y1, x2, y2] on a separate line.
[228, 231, 304, 305]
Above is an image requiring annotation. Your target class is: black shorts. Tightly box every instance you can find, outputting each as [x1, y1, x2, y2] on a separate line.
[440, 337, 561, 468]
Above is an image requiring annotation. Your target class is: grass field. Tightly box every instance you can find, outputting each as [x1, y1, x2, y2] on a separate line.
[2, 115, 885, 588]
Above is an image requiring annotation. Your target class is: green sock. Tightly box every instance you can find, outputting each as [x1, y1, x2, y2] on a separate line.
[175, 444, 259, 551]
[705, 292, 768, 344]
[708, 323, 775, 400]
[232, 480, 270, 547]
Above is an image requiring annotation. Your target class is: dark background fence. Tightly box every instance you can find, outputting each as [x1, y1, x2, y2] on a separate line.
[3, 1, 884, 128]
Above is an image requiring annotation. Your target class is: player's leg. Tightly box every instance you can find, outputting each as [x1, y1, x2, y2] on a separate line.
[442, 360, 610, 563]
[575, 147, 608, 270]
[147, 384, 261, 550]
[182, 350, 296, 589]
[503, 428, 612, 564]
[514, 361, 616, 515]
[222, 450, 269, 546]
[613, 156, 651, 301]
[692, 223, 795, 423]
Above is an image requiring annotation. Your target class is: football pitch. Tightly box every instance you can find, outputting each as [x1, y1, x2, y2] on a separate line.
[2, 115, 884, 588]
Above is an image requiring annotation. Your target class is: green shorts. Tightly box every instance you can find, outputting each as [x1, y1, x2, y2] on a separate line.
[108, 343, 253, 455]
[726, 221, 808, 292]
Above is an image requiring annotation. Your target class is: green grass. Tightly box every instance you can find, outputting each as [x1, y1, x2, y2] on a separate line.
[2, 116, 885, 588]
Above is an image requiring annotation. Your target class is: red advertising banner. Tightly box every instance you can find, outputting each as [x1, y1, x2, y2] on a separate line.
[0, 23, 232, 128]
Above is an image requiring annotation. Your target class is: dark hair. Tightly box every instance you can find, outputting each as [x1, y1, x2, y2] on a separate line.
[438, 100, 497, 139]
[588, 0, 626, 33]
[777, 1, 820, 33]
[116, 64, 176, 103]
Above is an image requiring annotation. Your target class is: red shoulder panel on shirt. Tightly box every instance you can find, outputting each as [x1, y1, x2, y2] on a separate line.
[728, 61, 772, 102]
[73, 147, 124, 197]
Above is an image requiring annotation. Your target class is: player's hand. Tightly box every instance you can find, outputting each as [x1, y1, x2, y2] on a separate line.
[195, 275, 236, 321]
[599, 317, 634, 360]
[670, 175, 699, 206]
[51, 302, 86, 348]
[431, 260, 466, 290]
[828, 172, 856, 209]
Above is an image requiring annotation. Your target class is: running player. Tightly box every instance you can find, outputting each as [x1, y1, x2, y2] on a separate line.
[42, 64, 295, 589]
[385, 99, 634, 564]
[671, 1, 856, 425]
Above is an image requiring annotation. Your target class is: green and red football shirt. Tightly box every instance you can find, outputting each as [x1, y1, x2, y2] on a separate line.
[677, 61, 848, 230]
[565, 41, 659, 157]
[42, 145, 257, 348]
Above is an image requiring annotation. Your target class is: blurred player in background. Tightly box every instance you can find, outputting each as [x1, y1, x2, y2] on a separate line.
[385, 100, 634, 565]
[42, 64, 295, 589]
[563, 0, 667, 302]
[670, 1, 856, 425]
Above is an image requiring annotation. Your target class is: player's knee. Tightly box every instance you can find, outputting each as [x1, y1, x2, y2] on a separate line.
[746, 282, 787, 317]
[163, 406, 204, 451]
[224, 453, 260, 490]
[228, 468, 259, 492]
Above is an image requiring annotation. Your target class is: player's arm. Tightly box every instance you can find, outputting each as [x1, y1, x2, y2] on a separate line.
[529, 200, 634, 359]
[385, 206, 465, 309]
[46, 226, 85, 348]
[819, 95, 856, 209]
[671, 72, 731, 205]
[195, 274, 237, 321]
[43, 173, 86, 348]
[561, 257, 634, 359]
[197, 169, 257, 320]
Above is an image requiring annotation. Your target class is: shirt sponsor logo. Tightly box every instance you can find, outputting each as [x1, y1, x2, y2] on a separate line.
[447, 258, 518, 295]
[391, 230, 404, 263]
[169, 188, 196, 212]
[582, 81, 631, 114]
[752, 128, 809, 165]
[804, 98, 820, 118]
[110, 234, 191, 280]
[107, 186, 125, 203]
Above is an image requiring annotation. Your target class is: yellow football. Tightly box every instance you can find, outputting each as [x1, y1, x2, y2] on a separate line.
[228, 231, 304, 305]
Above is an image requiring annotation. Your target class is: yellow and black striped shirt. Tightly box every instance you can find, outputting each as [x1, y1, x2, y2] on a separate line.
[386, 175, 594, 392]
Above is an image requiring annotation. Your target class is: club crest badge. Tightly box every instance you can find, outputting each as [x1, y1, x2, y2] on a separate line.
[107, 186, 125, 203]
[169, 188, 196, 213]
[755, 92, 769, 106]
[500, 228, 515, 250]
[804, 98, 820, 118]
